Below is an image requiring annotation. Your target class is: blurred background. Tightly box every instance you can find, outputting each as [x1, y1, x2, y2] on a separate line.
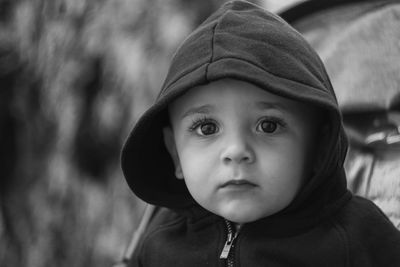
[0, 0, 298, 266]
[2, 0, 400, 266]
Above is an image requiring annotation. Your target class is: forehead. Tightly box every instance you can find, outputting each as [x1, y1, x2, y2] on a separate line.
[168, 79, 313, 117]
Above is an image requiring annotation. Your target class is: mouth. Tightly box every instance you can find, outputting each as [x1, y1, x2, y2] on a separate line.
[220, 179, 257, 189]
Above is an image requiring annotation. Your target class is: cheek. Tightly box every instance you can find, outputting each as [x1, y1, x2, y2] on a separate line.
[179, 152, 217, 206]
[258, 142, 307, 191]
[179, 146, 216, 182]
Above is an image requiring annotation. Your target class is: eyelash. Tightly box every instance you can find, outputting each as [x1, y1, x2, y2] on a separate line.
[257, 116, 286, 132]
[188, 116, 217, 133]
[187, 115, 287, 135]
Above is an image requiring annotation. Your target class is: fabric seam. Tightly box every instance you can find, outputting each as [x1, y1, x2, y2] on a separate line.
[212, 55, 327, 91]
[205, 22, 218, 81]
[165, 56, 329, 96]
[331, 218, 351, 267]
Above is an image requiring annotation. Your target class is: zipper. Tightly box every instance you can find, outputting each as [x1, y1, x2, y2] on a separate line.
[220, 220, 241, 267]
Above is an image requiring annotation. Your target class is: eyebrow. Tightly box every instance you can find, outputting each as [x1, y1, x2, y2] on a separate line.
[180, 104, 215, 119]
[254, 101, 287, 112]
[179, 101, 286, 119]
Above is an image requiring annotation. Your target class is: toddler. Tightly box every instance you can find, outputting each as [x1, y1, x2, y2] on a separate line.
[121, 1, 400, 266]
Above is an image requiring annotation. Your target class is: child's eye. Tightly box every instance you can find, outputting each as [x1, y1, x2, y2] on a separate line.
[189, 117, 219, 136]
[259, 121, 277, 133]
[257, 117, 285, 133]
[197, 122, 218, 135]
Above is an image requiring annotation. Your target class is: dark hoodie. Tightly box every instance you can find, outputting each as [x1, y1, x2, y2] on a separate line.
[121, 1, 400, 266]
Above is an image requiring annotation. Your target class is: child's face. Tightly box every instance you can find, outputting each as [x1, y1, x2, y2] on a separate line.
[163, 79, 320, 223]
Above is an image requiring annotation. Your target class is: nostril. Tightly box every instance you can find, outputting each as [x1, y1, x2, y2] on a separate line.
[221, 139, 255, 164]
[223, 154, 252, 164]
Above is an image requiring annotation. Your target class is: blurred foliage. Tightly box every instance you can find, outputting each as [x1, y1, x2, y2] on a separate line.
[0, 0, 273, 266]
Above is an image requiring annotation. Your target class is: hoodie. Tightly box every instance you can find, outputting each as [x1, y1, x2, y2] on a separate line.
[121, 1, 400, 266]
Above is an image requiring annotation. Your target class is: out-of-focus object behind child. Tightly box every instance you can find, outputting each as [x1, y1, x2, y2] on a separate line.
[281, 0, 400, 228]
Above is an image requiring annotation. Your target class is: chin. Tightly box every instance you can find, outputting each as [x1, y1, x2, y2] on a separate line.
[219, 203, 284, 223]
[221, 210, 265, 224]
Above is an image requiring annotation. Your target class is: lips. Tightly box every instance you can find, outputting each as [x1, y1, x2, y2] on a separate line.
[220, 179, 257, 188]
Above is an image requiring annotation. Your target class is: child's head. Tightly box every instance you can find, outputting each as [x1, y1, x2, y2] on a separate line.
[163, 78, 321, 223]
[121, 1, 348, 223]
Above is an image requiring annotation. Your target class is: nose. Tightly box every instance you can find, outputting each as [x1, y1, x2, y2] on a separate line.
[220, 131, 255, 164]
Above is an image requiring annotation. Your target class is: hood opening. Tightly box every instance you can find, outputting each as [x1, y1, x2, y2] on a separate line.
[121, 0, 350, 222]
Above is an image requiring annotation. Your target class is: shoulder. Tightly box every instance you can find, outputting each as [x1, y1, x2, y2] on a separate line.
[146, 207, 186, 232]
[129, 206, 221, 267]
[139, 206, 186, 247]
[334, 196, 398, 233]
[330, 196, 400, 266]
[129, 207, 186, 267]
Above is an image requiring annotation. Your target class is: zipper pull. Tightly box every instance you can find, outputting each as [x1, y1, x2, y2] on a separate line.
[220, 232, 234, 259]
[220, 220, 241, 259]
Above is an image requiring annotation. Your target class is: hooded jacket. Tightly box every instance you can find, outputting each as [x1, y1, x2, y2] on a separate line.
[121, 1, 400, 266]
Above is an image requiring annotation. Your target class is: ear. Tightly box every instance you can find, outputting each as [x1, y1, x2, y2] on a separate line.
[162, 126, 184, 179]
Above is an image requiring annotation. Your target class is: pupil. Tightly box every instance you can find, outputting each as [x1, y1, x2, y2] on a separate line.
[262, 121, 276, 133]
[201, 123, 215, 135]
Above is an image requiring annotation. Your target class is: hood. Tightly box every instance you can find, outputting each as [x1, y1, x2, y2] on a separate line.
[121, 0, 349, 220]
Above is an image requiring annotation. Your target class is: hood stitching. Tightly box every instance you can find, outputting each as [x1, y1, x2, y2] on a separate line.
[162, 56, 333, 102]
[331, 218, 351, 267]
[204, 22, 218, 81]
[207, 56, 329, 93]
